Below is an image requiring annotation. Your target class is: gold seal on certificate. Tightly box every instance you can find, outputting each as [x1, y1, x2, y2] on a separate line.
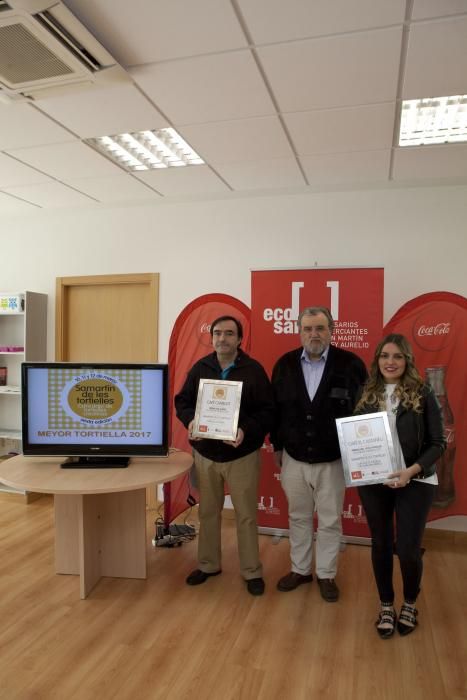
[192, 379, 243, 441]
[336, 412, 397, 487]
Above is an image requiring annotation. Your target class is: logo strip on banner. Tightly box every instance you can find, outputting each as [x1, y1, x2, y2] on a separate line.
[165, 294, 251, 526]
[251, 268, 384, 539]
[384, 291, 467, 530]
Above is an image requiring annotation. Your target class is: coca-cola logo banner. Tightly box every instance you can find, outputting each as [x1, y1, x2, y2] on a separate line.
[416, 322, 450, 337]
[385, 292, 467, 524]
[165, 294, 251, 524]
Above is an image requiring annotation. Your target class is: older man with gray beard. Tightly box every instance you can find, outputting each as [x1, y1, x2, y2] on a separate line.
[271, 307, 367, 601]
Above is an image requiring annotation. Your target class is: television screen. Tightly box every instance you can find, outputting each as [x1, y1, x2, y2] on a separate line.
[21, 363, 169, 465]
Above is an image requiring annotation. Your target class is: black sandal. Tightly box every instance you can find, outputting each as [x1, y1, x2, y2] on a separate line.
[375, 607, 396, 639]
[397, 604, 418, 636]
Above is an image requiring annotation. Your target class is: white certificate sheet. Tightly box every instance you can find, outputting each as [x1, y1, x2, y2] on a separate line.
[191, 379, 243, 441]
[336, 412, 397, 487]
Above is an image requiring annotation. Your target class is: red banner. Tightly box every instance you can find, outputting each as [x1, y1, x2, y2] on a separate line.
[251, 268, 384, 536]
[165, 294, 251, 524]
[384, 292, 467, 526]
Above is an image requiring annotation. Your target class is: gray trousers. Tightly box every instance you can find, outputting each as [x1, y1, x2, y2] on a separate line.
[281, 451, 346, 578]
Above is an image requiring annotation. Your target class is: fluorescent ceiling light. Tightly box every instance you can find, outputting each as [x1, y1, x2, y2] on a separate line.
[86, 127, 204, 171]
[399, 95, 467, 147]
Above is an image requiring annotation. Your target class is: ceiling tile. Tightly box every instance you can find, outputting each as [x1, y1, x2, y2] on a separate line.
[0, 2, 465, 198]
[0, 103, 75, 150]
[6, 142, 124, 180]
[131, 52, 275, 126]
[0, 191, 39, 213]
[299, 150, 391, 185]
[64, 175, 161, 202]
[285, 103, 396, 155]
[412, 0, 467, 20]
[180, 116, 293, 166]
[258, 27, 402, 112]
[393, 144, 467, 180]
[134, 165, 229, 196]
[63, 0, 247, 65]
[0, 153, 52, 187]
[218, 158, 306, 190]
[238, 0, 406, 44]
[402, 17, 467, 98]
[35, 84, 167, 138]
[2, 182, 98, 208]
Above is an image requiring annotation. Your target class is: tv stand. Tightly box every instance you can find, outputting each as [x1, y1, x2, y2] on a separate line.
[61, 456, 130, 469]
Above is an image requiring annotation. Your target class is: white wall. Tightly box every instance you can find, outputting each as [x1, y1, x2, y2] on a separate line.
[3, 183, 466, 361]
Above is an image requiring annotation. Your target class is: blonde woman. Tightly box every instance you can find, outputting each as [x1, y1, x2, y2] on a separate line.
[355, 334, 446, 639]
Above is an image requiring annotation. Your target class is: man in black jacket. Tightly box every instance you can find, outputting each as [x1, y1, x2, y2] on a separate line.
[271, 307, 367, 601]
[175, 315, 274, 596]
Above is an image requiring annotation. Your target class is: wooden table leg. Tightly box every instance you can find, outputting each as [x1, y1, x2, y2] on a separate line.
[54, 489, 147, 599]
[79, 494, 103, 599]
[54, 494, 80, 575]
[97, 489, 147, 580]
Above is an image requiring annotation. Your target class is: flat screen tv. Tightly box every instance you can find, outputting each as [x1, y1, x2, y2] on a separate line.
[21, 362, 169, 467]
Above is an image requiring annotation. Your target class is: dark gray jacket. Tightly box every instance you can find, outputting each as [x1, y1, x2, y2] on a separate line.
[355, 384, 446, 478]
[271, 344, 368, 463]
[175, 350, 274, 463]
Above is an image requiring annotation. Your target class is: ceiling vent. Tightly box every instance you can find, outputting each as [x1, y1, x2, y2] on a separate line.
[0, 0, 128, 100]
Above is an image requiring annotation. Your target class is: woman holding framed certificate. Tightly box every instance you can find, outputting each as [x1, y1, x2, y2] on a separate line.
[355, 334, 446, 639]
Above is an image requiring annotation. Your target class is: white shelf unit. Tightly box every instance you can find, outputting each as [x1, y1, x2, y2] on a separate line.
[0, 292, 47, 498]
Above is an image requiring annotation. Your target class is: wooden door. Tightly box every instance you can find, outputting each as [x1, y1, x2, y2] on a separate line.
[55, 273, 159, 362]
[55, 273, 160, 507]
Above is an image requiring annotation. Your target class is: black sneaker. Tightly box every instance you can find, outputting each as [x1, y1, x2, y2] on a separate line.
[397, 604, 418, 636]
[246, 577, 265, 596]
[186, 569, 221, 586]
[277, 571, 313, 592]
[317, 577, 339, 602]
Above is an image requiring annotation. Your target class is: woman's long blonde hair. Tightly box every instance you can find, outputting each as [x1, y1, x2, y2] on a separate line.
[355, 334, 424, 413]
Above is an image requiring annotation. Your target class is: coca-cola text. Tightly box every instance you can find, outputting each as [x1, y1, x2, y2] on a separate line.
[417, 323, 450, 336]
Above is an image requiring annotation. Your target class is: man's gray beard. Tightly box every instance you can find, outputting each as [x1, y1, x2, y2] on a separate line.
[306, 340, 325, 358]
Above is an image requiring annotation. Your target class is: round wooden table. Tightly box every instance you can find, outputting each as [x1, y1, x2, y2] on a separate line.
[0, 451, 192, 598]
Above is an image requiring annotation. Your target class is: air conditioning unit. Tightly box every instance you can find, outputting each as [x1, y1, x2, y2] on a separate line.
[0, 0, 129, 100]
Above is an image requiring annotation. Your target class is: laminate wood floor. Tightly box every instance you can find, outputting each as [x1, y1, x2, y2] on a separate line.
[0, 495, 466, 700]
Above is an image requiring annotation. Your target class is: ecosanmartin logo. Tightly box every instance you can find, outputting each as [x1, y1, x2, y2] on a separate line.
[262, 280, 339, 334]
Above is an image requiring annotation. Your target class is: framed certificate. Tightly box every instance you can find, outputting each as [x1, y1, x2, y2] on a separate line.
[336, 412, 397, 487]
[191, 379, 243, 441]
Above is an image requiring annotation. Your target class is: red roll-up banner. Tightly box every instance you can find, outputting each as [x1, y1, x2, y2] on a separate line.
[165, 294, 251, 524]
[251, 268, 384, 536]
[384, 292, 467, 527]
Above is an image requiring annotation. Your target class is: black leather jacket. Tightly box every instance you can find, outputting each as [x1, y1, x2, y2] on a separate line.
[355, 384, 446, 478]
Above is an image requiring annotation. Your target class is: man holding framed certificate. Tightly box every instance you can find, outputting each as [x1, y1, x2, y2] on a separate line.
[175, 316, 274, 596]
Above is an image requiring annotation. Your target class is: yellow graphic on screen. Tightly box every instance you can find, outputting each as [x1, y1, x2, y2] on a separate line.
[48, 368, 142, 429]
[67, 378, 123, 420]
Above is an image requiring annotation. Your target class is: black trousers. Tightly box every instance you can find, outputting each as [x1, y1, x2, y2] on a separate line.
[358, 481, 435, 604]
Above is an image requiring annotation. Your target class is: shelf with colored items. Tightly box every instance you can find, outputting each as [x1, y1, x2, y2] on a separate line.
[0, 294, 25, 314]
[0, 291, 47, 500]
